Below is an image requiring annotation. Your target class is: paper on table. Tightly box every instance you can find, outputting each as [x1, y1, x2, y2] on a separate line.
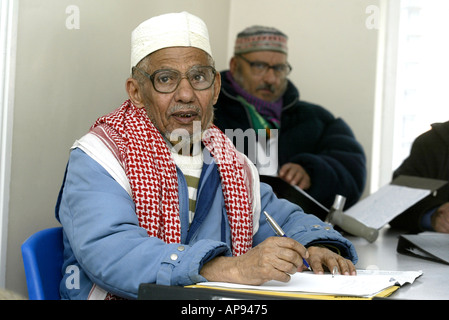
[356, 269, 423, 286]
[196, 270, 422, 298]
[343, 184, 430, 229]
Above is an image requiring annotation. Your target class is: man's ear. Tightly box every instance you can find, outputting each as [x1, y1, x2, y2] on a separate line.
[212, 71, 221, 105]
[126, 78, 145, 109]
[229, 56, 237, 75]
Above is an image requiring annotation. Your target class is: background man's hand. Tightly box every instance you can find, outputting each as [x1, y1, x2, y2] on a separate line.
[279, 163, 311, 190]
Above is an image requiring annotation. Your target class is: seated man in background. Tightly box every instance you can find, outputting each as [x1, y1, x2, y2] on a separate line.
[213, 26, 366, 211]
[391, 121, 449, 233]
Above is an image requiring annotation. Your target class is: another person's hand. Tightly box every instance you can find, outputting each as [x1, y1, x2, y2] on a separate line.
[432, 202, 449, 233]
[279, 162, 311, 190]
[200, 236, 309, 285]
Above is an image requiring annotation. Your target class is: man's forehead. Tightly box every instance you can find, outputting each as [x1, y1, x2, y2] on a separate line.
[243, 50, 288, 63]
[148, 47, 211, 69]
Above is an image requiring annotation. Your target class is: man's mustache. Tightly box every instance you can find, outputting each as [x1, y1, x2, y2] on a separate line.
[256, 84, 275, 93]
[168, 104, 201, 115]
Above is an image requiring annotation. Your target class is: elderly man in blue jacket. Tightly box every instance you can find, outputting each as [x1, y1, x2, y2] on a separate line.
[213, 26, 366, 212]
[55, 12, 358, 300]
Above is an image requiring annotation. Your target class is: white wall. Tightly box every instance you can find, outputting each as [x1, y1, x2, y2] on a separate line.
[4, 0, 380, 297]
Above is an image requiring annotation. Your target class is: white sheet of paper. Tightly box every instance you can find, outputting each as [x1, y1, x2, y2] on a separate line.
[196, 270, 422, 298]
[343, 184, 430, 229]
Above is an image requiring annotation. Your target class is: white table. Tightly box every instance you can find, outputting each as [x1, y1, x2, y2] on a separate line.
[346, 226, 449, 300]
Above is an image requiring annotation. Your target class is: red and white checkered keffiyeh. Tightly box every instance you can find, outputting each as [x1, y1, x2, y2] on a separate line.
[90, 99, 253, 256]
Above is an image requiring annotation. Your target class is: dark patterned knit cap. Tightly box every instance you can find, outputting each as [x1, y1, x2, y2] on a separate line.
[234, 25, 288, 55]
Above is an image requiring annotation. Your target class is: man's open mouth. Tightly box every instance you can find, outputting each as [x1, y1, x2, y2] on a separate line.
[173, 112, 197, 118]
[171, 111, 199, 122]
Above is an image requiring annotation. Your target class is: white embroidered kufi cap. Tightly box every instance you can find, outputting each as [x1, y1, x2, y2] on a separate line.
[130, 11, 212, 70]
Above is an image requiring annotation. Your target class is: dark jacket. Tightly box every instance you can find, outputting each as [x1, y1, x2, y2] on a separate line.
[213, 71, 367, 210]
[391, 121, 449, 232]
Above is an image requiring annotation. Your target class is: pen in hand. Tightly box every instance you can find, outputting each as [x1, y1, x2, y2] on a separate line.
[263, 211, 312, 271]
[332, 266, 338, 278]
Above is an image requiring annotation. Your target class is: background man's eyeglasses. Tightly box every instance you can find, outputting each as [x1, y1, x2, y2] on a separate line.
[238, 55, 292, 77]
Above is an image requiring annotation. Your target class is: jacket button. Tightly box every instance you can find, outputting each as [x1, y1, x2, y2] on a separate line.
[170, 254, 178, 261]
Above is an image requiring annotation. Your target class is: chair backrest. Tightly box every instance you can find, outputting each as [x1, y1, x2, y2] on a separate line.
[21, 227, 63, 300]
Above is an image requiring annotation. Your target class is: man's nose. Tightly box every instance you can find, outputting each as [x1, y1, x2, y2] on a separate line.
[262, 67, 278, 84]
[173, 78, 195, 103]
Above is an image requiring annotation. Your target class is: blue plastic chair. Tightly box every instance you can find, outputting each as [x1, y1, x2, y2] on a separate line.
[21, 227, 63, 300]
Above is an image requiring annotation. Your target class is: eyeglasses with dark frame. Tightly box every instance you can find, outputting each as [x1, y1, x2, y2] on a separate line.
[237, 55, 292, 77]
[132, 66, 217, 93]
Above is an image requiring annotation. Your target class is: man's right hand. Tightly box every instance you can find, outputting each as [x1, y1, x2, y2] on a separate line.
[200, 236, 309, 285]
